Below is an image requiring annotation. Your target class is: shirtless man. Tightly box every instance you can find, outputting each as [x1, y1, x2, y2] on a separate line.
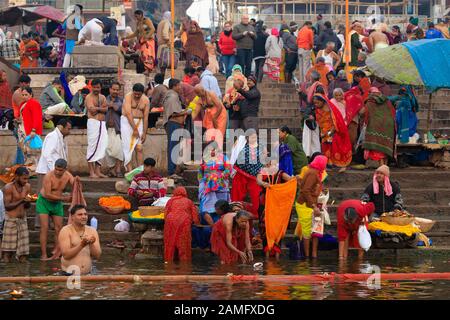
[36, 158, 74, 260]
[85, 79, 109, 178]
[59, 204, 101, 275]
[1, 167, 31, 262]
[120, 83, 150, 172]
[368, 26, 389, 52]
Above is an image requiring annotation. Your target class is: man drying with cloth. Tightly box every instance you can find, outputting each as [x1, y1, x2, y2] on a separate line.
[121, 83, 150, 172]
[1, 167, 31, 263]
[36, 159, 74, 261]
[85, 79, 108, 178]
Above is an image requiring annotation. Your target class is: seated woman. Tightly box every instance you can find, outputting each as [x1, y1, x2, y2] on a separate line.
[128, 158, 167, 206]
[192, 200, 231, 250]
[164, 187, 200, 262]
[211, 210, 254, 264]
[198, 144, 231, 220]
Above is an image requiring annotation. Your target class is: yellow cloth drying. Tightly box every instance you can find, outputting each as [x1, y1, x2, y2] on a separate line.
[130, 210, 165, 220]
[368, 222, 420, 237]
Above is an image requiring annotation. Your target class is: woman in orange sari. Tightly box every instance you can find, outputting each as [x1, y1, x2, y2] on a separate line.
[164, 186, 200, 262]
[194, 84, 227, 150]
[313, 93, 352, 168]
[19, 34, 39, 69]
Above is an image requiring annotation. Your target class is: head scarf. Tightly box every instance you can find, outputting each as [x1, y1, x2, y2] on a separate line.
[189, 20, 202, 33]
[409, 16, 419, 26]
[172, 186, 188, 198]
[271, 28, 279, 37]
[373, 165, 393, 196]
[255, 20, 264, 34]
[162, 11, 171, 21]
[247, 75, 257, 84]
[309, 155, 328, 180]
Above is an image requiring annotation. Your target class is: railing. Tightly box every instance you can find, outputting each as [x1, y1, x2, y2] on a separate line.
[229, 13, 429, 30]
[23, 0, 125, 11]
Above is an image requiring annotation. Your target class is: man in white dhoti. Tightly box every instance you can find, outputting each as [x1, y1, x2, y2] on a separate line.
[85, 79, 108, 178]
[121, 83, 150, 172]
[104, 82, 124, 177]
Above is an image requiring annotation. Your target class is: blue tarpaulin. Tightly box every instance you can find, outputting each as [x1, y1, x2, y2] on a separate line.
[402, 39, 450, 90]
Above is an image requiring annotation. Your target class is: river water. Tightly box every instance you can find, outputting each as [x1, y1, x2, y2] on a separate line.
[1, 252, 450, 300]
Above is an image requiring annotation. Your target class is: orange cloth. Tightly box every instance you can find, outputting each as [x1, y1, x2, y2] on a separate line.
[265, 178, 297, 251]
[297, 26, 314, 50]
[306, 63, 330, 88]
[139, 39, 156, 72]
[203, 102, 227, 149]
[19, 40, 39, 68]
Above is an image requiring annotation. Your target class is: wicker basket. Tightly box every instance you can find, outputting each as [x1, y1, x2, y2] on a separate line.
[381, 216, 415, 226]
[101, 205, 124, 215]
[138, 206, 165, 217]
[414, 218, 436, 233]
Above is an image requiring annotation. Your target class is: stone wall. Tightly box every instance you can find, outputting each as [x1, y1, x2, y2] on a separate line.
[0, 129, 169, 174]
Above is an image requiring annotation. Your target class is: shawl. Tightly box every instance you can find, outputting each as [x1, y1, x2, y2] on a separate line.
[309, 155, 328, 181]
[0, 79, 12, 108]
[344, 86, 364, 124]
[315, 94, 353, 167]
[185, 21, 209, 65]
[279, 143, 293, 176]
[363, 94, 396, 157]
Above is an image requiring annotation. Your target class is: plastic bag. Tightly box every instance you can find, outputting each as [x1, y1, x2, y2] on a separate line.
[318, 191, 331, 225]
[125, 165, 144, 182]
[358, 224, 372, 252]
[24, 135, 43, 149]
[152, 196, 171, 207]
[312, 216, 324, 236]
[114, 219, 130, 232]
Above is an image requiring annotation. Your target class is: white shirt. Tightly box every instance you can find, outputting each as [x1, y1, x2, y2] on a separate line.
[36, 128, 68, 174]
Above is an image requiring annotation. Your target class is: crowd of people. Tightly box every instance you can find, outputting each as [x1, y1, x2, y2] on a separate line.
[0, 9, 446, 274]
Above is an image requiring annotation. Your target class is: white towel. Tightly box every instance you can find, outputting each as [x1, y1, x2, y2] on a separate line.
[105, 127, 124, 168]
[86, 118, 108, 163]
[229, 135, 247, 166]
[120, 115, 143, 167]
[302, 125, 321, 157]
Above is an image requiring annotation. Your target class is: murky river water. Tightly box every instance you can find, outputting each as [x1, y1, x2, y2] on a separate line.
[1, 252, 450, 300]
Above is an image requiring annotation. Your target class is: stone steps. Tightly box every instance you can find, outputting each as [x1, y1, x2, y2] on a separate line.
[259, 116, 302, 129]
[27, 230, 141, 244]
[183, 185, 450, 207]
[259, 107, 301, 118]
[181, 168, 450, 189]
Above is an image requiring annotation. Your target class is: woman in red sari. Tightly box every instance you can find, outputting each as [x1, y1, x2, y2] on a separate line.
[211, 210, 254, 264]
[313, 93, 352, 168]
[164, 186, 200, 262]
